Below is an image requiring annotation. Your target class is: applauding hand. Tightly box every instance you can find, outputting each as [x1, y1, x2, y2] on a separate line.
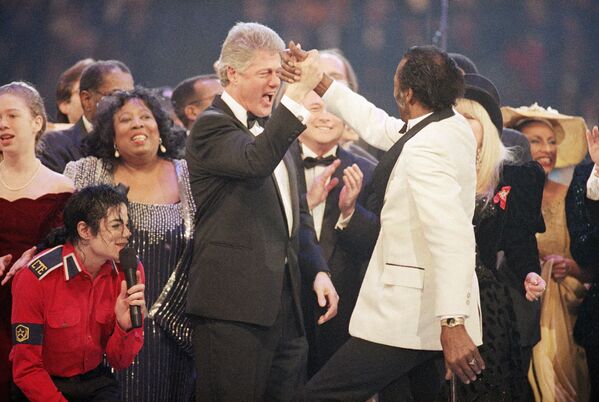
[338, 164, 364, 219]
[306, 159, 341, 209]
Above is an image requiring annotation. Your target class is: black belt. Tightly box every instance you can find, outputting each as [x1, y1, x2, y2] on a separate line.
[51, 364, 108, 383]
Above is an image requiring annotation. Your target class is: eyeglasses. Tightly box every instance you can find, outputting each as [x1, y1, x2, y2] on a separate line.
[92, 89, 123, 98]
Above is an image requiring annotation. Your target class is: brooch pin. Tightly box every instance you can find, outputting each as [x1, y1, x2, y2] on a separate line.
[493, 186, 511, 210]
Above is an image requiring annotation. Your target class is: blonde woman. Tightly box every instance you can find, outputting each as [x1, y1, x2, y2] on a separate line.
[446, 74, 546, 402]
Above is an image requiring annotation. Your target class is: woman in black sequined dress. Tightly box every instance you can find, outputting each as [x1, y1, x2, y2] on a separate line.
[64, 88, 195, 402]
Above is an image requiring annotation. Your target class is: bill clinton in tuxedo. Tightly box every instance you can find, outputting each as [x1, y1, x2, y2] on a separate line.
[281, 45, 485, 400]
[185, 23, 338, 402]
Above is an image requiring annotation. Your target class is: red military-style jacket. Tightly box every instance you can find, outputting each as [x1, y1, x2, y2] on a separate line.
[10, 243, 144, 402]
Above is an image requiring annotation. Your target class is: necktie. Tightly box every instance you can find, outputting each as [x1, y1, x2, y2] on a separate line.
[247, 112, 269, 128]
[302, 155, 337, 169]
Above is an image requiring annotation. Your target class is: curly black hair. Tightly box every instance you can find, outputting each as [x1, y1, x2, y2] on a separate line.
[397, 46, 464, 112]
[42, 184, 129, 248]
[82, 87, 180, 169]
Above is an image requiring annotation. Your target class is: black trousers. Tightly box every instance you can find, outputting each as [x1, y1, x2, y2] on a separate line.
[191, 272, 308, 402]
[12, 365, 119, 402]
[299, 336, 443, 402]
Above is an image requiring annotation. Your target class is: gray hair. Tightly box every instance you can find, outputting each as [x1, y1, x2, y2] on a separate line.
[215, 22, 285, 86]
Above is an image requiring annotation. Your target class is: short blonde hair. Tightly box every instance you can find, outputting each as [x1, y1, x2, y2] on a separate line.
[215, 22, 285, 86]
[457, 98, 512, 199]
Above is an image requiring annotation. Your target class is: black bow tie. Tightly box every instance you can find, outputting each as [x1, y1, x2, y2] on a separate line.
[247, 112, 269, 129]
[303, 155, 337, 169]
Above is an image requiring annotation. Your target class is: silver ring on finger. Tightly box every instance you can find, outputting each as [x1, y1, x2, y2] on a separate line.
[468, 358, 477, 366]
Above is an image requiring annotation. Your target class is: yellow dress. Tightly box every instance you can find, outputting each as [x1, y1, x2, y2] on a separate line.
[529, 186, 589, 402]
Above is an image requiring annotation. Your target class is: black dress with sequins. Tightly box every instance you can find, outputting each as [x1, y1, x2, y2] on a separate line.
[64, 157, 196, 402]
[440, 162, 545, 402]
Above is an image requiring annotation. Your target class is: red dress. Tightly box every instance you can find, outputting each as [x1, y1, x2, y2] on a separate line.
[0, 192, 71, 400]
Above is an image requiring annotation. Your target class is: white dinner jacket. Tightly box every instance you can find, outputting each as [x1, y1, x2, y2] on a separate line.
[323, 81, 482, 350]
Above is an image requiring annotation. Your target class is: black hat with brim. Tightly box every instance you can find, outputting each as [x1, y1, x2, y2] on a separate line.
[463, 73, 503, 134]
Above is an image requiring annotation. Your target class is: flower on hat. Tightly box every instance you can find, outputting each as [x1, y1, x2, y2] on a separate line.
[516, 102, 560, 116]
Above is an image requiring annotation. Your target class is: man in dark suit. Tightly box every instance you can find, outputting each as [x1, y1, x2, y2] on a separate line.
[171, 74, 223, 131]
[185, 22, 338, 402]
[37, 60, 134, 173]
[290, 90, 378, 377]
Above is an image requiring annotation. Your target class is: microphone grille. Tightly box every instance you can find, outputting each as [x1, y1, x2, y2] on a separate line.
[119, 247, 137, 270]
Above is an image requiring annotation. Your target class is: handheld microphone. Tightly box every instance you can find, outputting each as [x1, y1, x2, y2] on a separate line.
[119, 247, 142, 329]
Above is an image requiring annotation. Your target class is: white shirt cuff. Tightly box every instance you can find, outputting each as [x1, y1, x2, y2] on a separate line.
[280, 95, 310, 124]
[587, 165, 599, 201]
[334, 210, 354, 230]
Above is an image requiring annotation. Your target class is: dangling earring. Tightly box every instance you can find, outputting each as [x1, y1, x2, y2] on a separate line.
[114, 145, 120, 158]
[159, 138, 167, 153]
[476, 149, 481, 171]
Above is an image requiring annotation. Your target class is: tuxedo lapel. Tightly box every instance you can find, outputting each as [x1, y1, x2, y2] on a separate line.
[289, 140, 307, 194]
[368, 108, 455, 216]
[211, 96, 254, 138]
[213, 95, 293, 236]
[284, 152, 299, 237]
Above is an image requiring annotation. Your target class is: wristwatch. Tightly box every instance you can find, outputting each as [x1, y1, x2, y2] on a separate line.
[440, 317, 465, 328]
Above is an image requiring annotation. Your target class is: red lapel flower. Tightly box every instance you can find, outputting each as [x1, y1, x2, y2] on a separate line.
[493, 186, 511, 210]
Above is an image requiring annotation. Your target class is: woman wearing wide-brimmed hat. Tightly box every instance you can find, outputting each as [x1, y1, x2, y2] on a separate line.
[503, 103, 594, 402]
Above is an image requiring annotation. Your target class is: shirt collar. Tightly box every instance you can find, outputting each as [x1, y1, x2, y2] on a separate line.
[221, 90, 250, 128]
[61, 242, 118, 281]
[82, 115, 94, 133]
[404, 111, 433, 132]
[300, 143, 338, 159]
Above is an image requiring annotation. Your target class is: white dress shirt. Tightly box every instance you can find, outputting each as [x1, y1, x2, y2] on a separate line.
[221, 90, 310, 236]
[301, 143, 338, 240]
[82, 115, 93, 133]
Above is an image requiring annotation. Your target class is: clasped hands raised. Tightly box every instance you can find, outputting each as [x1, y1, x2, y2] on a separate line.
[278, 42, 323, 99]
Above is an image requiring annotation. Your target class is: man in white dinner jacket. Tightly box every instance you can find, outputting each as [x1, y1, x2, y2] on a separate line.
[282, 44, 484, 401]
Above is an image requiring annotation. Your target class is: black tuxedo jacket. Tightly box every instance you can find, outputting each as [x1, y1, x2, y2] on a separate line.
[291, 142, 378, 374]
[185, 96, 328, 329]
[37, 118, 87, 173]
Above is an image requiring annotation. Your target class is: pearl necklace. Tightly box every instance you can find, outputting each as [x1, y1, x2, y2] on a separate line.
[0, 160, 42, 191]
